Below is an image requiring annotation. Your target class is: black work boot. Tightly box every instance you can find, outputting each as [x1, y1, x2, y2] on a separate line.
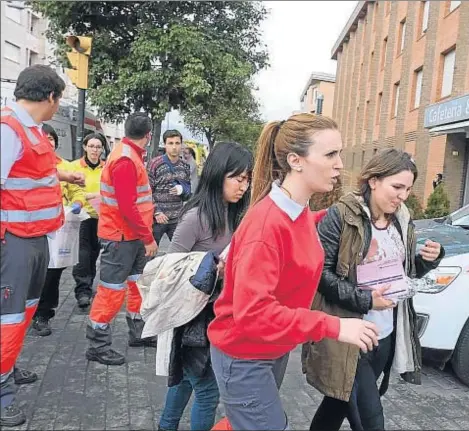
[77, 295, 91, 309]
[13, 367, 38, 385]
[85, 348, 125, 366]
[0, 404, 26, 427]
[126, 315, 157, 348]
[32, 316, 52, 336]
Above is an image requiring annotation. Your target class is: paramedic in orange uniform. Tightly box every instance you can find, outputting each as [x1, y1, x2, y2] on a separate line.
[1, 65, 85, 427]
[85, 113, 157, 366]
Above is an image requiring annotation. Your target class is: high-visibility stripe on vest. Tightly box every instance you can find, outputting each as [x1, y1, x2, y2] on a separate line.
[98, 142, 154, 241]
[0, 108, 64, 239]
[0, 298, 39, 377]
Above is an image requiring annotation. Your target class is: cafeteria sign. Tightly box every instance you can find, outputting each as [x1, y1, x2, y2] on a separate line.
[424, 94, 469, 128]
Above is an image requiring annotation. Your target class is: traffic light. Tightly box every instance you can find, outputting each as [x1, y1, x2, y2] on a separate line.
[65, 36, 92, 89]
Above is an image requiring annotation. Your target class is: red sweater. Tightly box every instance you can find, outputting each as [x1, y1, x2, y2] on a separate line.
[110, 138, 154, 245]
[208, 196, 340, 360]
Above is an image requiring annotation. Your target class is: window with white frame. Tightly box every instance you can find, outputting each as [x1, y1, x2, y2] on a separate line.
[30, 13, 41, 36]
[399, 19, 406, 53]
[414, 69, 423, 109]
[450, 1, 461, 12]
[381, 37, 388, 69]
[441, 49, 456, 98]
[422, 1, 430, 33]
[376, 92, 383, 124]
[29, 50, 40, 66]
[4, 41, 21, 64]
[393, 82, 400, 118]
[5, 2, 22, 23]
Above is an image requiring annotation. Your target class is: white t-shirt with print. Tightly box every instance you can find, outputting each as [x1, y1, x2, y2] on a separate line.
[362, 222, 406, 340]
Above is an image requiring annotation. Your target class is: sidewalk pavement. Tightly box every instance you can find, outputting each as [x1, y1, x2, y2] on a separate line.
[12, 236, 469, 430]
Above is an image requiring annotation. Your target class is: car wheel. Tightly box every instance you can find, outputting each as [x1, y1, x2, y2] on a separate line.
[452, 319, 469, 386]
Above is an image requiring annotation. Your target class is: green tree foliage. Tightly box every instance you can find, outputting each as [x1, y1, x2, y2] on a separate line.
[405, 192, 425, 220]
[30, 1, 268, 154]
[425, 185, 451, 219]
[224, 117, 264, 151]
[182, 84, 264, 150]
[309, 177, 343, 211]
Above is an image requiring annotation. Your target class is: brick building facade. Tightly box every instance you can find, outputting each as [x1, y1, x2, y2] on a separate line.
[331, 0, 469, 210]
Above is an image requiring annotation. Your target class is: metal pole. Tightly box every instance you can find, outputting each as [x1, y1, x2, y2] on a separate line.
[76, 88, 86, 158]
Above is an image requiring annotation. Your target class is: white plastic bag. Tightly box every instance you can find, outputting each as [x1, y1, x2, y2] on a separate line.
[48, 206, 90, 268]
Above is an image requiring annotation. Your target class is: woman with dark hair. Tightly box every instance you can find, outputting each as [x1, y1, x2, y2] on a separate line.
[158, 142, 253, 431]
[70, 132, 107, 309]
[32, 123, 86, 335]
[42, 123, 59, 150]
[304, 148, 444, 431]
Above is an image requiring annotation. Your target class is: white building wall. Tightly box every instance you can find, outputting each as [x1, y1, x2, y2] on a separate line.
[1, 1, 46, 103]
[1, 1, 122, 144]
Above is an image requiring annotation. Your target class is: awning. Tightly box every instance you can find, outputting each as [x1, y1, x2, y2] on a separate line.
[429, 120, 469, 137]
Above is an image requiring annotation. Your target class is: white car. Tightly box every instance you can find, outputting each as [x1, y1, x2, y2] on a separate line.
[415, 203, 469, 230]
[413, 220, 469, 386]
[450, 204, 469, 229]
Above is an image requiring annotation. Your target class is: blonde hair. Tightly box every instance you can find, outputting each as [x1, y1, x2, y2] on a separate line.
[251, 113, 338, 206]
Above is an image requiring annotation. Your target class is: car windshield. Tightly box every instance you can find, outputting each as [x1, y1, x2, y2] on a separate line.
[450, 204, 469, 227]
[416, 225, 469, 257]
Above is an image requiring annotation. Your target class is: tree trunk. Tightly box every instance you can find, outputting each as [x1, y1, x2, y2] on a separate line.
[151, 118, 163, 158]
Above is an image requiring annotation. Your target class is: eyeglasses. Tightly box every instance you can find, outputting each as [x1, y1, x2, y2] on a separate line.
[87, 145, 103, 150]
[230, 176, 251, 187]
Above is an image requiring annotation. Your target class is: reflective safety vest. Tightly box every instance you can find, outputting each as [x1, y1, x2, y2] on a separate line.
[69, 157, 104, 218]
[98, 142, 154, 241]
[0, 108, 64, 239]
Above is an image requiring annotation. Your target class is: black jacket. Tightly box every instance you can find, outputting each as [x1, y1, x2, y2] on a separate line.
[317, 195, 445, 393]
[167, 253, 220, 387]
[318, 205, 444, 314]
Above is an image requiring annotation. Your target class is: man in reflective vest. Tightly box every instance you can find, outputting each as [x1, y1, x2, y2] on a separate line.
[1, 65, 85, 427]
[86, 113, 157, 366]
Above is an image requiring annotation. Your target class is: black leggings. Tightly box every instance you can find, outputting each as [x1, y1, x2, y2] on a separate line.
[310, 335, 392, 431]
[34, 267, 66, 320]
[152, 221, 177, 245]
[73, 218, 100, 300]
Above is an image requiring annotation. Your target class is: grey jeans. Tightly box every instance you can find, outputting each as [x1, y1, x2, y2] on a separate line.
[1, 232, 49, 408]
[86, 239, 147, 352]
[210, 346, 290, 431]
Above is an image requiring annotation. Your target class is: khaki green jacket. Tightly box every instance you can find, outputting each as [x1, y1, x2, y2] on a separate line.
[302, 193, 442, 401]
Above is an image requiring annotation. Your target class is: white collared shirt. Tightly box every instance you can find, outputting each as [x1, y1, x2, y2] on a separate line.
[268, 181, 306, 222]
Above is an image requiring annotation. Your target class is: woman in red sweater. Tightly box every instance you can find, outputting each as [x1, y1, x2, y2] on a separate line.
[208, 113, 379, 430]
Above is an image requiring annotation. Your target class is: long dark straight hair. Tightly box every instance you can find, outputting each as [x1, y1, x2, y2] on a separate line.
[180, 142, 253, 238]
